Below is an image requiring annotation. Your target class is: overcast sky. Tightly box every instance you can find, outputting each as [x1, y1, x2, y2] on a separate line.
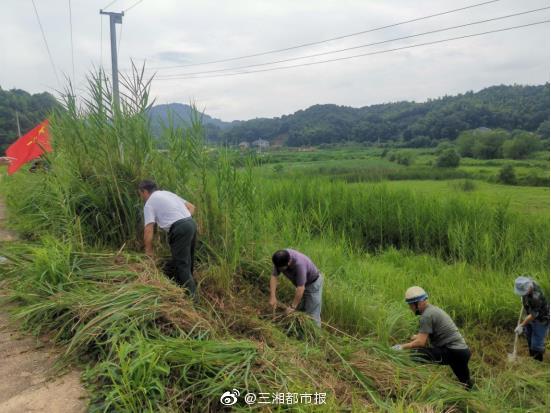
[1, 0, 549, 120]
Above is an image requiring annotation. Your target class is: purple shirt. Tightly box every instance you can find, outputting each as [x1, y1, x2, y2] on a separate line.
[272, 249, 320, 287]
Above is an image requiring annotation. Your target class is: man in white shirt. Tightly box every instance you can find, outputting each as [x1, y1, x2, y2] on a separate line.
[138, 180, 197, 298]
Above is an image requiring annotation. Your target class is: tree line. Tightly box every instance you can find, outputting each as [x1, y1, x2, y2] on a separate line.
[0, 87, 60, 152]
[209, 84, 549, 147]
[2, 83, 549, 153]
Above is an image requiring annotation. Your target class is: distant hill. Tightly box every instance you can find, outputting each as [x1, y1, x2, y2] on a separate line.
[148, 103, 239, 142]
[0, 88, 60, 152]
[151, 84, 549, 146]
[6, 84, 547, 151]
[223, 84, 550, 146]
[149, 103, 234, 130]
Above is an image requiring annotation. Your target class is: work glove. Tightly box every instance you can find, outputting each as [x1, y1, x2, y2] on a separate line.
[391, 344, 403, 351]
[514, 325, 524, 335]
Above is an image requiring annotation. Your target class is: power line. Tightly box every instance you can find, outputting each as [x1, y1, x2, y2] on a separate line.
[31, 0, 60, 87]
[157, 7, 549, 79]
[155, 20, 549, 81]
[124, 0, 145, 13]
[102, 0, 120, 11]
[68, 0, 75, 81]
[100, 15, 104, 67]
[118, 21, 124, 55]
[145, 0, 506, 71]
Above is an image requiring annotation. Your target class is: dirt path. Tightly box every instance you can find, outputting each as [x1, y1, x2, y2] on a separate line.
[0, 199, 16, 242]
[0, 197, 88, 412]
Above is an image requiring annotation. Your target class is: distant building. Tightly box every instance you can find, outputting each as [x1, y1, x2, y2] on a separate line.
[252, 139, 270, 149]
[239, 141, 250, 150]
[474, 127, 491, 133]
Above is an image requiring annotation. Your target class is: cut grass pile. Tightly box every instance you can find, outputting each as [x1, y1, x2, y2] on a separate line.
[3, 240, 546, 412]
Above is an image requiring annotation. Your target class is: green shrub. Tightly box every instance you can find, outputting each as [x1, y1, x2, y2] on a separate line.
[435, 149, 460, 168]
[388, 151, 415, 166]
[498, 164, 517, 185]
[502, 132, 542, 159]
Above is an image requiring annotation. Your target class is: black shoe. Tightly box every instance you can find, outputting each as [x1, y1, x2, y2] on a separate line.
[533, 351, 544, 362]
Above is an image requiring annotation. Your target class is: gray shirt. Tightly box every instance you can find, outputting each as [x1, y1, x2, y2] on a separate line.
[272, 249, 320, 287]
[419, 304, 468, 350]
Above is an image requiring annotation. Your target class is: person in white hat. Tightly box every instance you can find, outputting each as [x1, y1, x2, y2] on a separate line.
[514, 275, 549, 361]
[392, 286, 473, 389]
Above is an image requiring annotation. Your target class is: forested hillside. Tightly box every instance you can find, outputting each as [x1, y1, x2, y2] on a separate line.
[0, 88, 60, 151]
[2, 84, 548, 150]
[207, 83, 549, 145]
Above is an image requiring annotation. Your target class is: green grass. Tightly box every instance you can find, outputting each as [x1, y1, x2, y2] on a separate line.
[254, 147, 549, 187]
[383, 180, 549, 216]
[0, 71, 548, 412]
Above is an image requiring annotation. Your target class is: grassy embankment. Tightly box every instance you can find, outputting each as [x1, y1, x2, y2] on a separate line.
[0, 73, 548, 412]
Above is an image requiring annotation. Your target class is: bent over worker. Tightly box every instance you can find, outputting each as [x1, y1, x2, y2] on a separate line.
[270, 249, 323, 327]
[513, 275, 549, 362]
[392, 286, 473, 389]
[138, 180, 197, 298]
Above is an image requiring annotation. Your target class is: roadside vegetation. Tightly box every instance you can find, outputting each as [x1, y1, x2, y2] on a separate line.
[0, 71, 548, 412]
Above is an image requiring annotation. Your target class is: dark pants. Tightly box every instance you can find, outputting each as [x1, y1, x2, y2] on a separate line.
[164, 218, 197, 298]
[526, 320, 549, 361]
[412, 346, 473, 389]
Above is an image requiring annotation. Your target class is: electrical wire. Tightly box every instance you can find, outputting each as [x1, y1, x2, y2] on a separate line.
[118, 21, 124, 56]
[102, 0, 120, 11]
[155, 20, 549, 81]
[124, 0, 145, 13]
[69, 0, 75, 81]
[100, 15, 104, 67]
[146, 0, 506, 70]
[31, 0, 60, 86]
[157, 7, 549, 79]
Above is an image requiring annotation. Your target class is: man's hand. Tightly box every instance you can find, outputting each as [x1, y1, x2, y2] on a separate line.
[269, 297, 277, 309]
[514, 325, 524, 335]
[391, 344, 403, 351]
[185, 201, 196, 216]
[285, 306, 296, 316]
[144, 223, 155, 257]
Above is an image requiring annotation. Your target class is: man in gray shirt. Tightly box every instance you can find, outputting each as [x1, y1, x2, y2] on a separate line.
[392, 286, 473, 389]
[270, 249, 323, 327]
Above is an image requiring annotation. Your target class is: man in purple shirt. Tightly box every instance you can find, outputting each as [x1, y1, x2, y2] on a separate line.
[269, 249, 323, 327]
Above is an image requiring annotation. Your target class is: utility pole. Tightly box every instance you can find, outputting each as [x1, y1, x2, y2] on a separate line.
[15, 111, 21, 137]
[99, 10, 124, 110]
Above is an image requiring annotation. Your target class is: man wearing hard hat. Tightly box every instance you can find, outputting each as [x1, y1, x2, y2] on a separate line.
[513, 275, 549, 362]
[392, 286, 473, 389]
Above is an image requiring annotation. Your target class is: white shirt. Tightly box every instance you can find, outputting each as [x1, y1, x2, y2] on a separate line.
[143, 190, 191, 231]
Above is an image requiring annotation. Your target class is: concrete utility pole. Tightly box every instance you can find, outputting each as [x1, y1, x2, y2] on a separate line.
[99, 10, 124, 110]
[15, 111, 21, 137]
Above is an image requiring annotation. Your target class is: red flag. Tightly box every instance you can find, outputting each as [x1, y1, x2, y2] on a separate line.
[5, 120, 52, 175]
